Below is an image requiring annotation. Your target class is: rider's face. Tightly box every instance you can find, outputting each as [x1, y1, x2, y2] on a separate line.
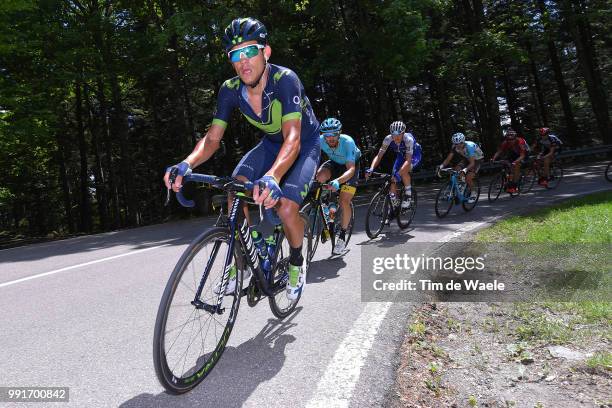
[392, 132, 403, 143]
[230, 40, 271, 87]
[324, 134, 340, 148]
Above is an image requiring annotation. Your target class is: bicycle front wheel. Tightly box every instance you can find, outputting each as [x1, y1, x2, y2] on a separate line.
[268, 213, 311, 318]
[487, 173, 504, 202]
[365, 191, 390, 239]
[300, 201, 322, 263]
[435, 182, 454, 218]
[546, 164, 563, 189]
[397, 187, 417, 229]
[334, 201, 355, 245]
[153, 227, 243, 394]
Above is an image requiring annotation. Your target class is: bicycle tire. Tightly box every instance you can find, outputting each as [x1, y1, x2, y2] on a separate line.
[153, 227, 242, 394]
[365, 190, 390, 239]
[435, 182, 454, 218]
[546, 164, 563, 189]
[462, 178, 480, 212]
[397, 187, 417, 229]
[300, 201, 321, 263]
[487, 173, 504, 202]
[519, 166, 536, 193]
[268, 213, 310, 318]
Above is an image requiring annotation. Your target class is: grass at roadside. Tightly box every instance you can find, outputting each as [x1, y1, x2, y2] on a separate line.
[476, 191, 611, 343]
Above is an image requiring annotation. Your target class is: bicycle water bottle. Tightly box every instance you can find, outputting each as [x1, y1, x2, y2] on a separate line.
[329, 202, 337, 221]
[251, 231, 271, 272]
[321, 203, 331, 242]
[265, 235, 276, 261]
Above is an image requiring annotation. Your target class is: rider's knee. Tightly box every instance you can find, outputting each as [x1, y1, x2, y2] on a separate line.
[276, 199, 298, 222]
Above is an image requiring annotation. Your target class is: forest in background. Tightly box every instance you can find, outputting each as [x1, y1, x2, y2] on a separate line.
[0, 0, 609, 237]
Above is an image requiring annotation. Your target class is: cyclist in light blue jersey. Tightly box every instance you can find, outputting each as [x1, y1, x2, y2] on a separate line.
[438, 132, 484, 203]
[164, 17, 319, 301]
[316, 118, 361, 255]
[365, 121, 422, 209]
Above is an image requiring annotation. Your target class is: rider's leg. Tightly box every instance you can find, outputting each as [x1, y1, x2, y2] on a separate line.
[338, 188, 355, 231]
[399, 161, 412, 203]
[543, 155, 552, 178]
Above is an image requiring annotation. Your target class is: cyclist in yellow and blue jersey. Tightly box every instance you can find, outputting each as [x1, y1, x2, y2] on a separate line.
[316, 118, 361, 255]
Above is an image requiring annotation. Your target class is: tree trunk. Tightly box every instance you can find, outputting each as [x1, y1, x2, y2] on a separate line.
[525, 40, 548, 125]
[536, 0, 578, 144]
[502, 66, 521, 133]
[561, 0, 610, 144]
[84, 83, 109, 230]
[75, 79, 92, 232]
[55, 129, 75, 234]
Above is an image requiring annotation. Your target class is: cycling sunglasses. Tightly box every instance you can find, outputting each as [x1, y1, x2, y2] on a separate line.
[228, 44, 265, 63]
[322, 132, 340, 138]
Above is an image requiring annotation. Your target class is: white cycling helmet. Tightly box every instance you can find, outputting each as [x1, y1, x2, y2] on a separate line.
[451, 132, 465, 144]
[390, 121, 406, 135]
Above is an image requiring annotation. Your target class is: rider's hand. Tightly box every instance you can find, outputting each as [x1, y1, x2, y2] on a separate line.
[254, 175, 282, 209]
[365, 168, 373, 180]
[164, 161, 191, 193]
[330, 179, 340, 191]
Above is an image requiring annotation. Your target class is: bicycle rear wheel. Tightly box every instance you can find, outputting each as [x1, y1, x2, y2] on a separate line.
[268, 213, 311, 318]
[519, 166, 536, 193]
[365, 190, 390, 239]
[435, 182, 454, 218]
[397, 187, 417, 229]
[153, 227, 243, 394]
[546, 164, 563, 189]
[300, 201, 322, 262]
[462, 178, 481, 212]
[487, 173, 504, 202]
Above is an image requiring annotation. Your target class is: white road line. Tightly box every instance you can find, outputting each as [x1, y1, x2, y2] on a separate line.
[305, 301, 392, 408]
[0, 244, 168, 289]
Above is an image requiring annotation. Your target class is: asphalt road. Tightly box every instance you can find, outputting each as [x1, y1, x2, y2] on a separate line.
[0, 162, 609, 408]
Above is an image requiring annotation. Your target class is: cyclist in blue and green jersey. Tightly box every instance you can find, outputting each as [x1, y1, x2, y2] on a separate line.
[316, 118, 361, 255]
[532, 127, 562, 187]
[365, 121, 422, 209]
[164, 17, 320, 301]
[438, 132, 484, 203]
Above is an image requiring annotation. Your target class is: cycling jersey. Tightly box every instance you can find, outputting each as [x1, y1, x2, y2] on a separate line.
[320, 134, 361, 165]
[536, 134, 562, 153]
[499, 137, 529, 156]
[212, 63, 319, 145]
[453, 141, 484, 160]
[379, 133, 415, 157]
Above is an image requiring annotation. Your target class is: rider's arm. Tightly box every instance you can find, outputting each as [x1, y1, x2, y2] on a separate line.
[544, 145, 557, 159]
[464, 156, 476, 171]
[491, 147, 502, 161]
[184, 124, 225, 168]
[440, 151, 454, 167]
[337, 161, 356, 184]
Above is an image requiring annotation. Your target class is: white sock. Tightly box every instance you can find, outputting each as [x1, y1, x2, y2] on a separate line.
[404, 186, 412, 196]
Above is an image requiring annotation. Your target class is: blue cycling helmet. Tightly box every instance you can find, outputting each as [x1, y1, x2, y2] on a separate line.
[320, 118, 342, 133]
[222, 17, 268, 52]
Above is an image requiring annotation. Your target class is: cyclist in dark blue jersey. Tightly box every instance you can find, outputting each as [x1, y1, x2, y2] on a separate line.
[316, 118, 361, 255]
[532, 127, 563, 187]
[164, 17, 319, 301]
[365, 121, 421, 209]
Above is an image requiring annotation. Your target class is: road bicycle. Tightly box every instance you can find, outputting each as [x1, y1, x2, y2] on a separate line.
[153, 173, 311, 394]
[300, 182, 354, 260]
[364, 172, 418, 239]
[487, 160, 528, 202]
[434, 168, 480, 218]
[521, 156, 564, 192]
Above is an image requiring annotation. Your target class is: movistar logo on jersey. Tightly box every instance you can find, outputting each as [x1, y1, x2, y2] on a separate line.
[242, 99, 283, 134]
[300, 184, 309, 199]
[273, 69, 291, 83]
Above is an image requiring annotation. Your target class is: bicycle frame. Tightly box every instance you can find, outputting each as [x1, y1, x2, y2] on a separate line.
[445, 171, 469, 203]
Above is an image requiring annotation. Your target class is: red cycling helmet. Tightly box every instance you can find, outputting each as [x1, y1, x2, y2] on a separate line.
[539, 127, 550, 136]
